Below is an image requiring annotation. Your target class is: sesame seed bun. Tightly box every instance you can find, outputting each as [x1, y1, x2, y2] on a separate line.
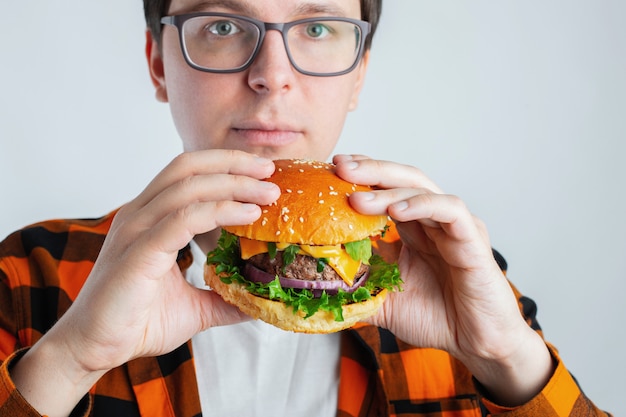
[206, 159, 397, 334]
[205, 263, 388, 333]
[224, 159, 389, 244]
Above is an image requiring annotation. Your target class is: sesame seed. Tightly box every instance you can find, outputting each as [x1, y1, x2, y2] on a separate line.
[286, 189, 292, 193]
[283, 215, 289, 222]
[276, 231, 281, 236]
[299, 217, 304, 223]
[318, 200, 325, 204]
[297, 190, 304, 194]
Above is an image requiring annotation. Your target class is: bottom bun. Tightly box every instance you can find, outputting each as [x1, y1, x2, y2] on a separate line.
[205, 264, 387, 334]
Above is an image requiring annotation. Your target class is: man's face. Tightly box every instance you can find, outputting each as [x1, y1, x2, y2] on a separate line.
[148, 0, 368, 161]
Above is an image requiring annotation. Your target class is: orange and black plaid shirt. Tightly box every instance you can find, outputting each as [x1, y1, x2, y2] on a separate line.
[0, 211, 611, 416]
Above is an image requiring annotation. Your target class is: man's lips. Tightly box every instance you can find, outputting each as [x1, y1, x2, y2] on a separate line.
[233, 124, 302, 146]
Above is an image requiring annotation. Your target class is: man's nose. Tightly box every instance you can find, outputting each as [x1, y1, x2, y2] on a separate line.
[247, 30, 296, 93]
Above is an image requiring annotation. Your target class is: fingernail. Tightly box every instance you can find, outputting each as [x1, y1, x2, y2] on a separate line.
[358, 191, 376, 201]
[241, 203, 259, 212]
[260, 181, 279, 190]
[255, 157, 272, 165]
[344, 161, 359, 170]
[392, 200, 409, 211]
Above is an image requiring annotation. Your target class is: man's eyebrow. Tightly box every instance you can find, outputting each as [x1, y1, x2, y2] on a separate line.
[174, 1, 350, 19]
[180, 0, 258, 15]
[293, 3, 350, 18]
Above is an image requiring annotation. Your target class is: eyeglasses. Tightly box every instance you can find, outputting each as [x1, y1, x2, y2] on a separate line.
[160, 12, 371, 77]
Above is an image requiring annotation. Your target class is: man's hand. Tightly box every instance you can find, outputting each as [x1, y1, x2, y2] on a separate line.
[334, 154, 554, 407]
[11, 150, 280, 417]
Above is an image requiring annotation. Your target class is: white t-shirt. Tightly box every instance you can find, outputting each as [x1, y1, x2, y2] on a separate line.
[186, 240, 341, 417]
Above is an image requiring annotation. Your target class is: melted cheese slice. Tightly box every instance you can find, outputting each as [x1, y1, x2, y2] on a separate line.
[238, 237, 361, 286]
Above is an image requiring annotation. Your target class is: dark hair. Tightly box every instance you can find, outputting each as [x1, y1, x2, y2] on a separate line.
[143, 0, 382, 50]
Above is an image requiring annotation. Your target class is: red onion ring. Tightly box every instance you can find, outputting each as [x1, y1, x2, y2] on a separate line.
[243, 263, 369, 297]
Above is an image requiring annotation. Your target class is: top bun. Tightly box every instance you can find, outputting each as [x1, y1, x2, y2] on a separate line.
[224, 159, 388, 245]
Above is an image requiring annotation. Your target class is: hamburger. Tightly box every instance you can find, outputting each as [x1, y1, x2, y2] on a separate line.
[205, 159, 401, 333]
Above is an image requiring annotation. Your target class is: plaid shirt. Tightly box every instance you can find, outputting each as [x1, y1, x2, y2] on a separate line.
[0, 211, 610, 416]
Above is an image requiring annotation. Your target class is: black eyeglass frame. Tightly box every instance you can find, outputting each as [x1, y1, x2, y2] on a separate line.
[160, 12, 372, 77]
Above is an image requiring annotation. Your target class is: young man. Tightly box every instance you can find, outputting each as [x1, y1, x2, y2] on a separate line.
[0, 0, 610, 416]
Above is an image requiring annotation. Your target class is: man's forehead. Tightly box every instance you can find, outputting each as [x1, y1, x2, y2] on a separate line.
[168, 0, 361, 19]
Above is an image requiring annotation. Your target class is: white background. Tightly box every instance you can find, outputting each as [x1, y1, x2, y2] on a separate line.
[1, 1, 624, 414]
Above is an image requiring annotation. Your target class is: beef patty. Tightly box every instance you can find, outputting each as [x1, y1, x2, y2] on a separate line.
[247, 252, 369, 282]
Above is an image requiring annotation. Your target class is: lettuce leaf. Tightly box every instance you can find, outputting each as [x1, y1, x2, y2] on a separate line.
[207, 230, 402, 322]
[344, 238, 372, 264]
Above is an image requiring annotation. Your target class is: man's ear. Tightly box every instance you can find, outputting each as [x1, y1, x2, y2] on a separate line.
[145, 30, 168, 103]
[348, 50, 370, 112]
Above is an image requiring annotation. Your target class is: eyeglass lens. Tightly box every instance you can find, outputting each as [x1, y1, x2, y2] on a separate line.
[180, 16, 362, 74]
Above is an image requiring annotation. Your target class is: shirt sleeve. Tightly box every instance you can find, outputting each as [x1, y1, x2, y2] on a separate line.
[479, 344, 611, 416]
[0, 349, 91, 417]
[0, 349, 46, 416]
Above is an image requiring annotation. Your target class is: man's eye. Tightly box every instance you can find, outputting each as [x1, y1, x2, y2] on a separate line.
[305, 23, 330, 38]
[207, 20, 241, 36]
